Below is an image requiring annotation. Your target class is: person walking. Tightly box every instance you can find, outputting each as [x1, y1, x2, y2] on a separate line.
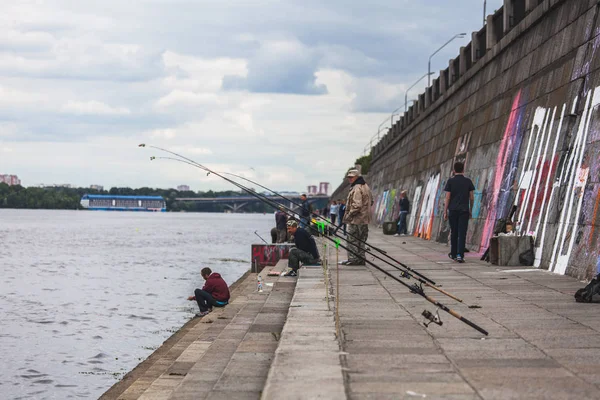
[329, 200, 339, 224]
[443, 162, 475, 263]
[335, 199, 347, 235]
[394, 191, 410, 236]
[341, 169, 373, 266]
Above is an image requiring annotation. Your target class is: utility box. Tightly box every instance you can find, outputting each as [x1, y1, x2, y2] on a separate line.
[489, 235, 534, 266]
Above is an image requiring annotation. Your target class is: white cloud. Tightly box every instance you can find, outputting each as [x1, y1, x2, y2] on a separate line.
[155, 90, 224, 109]
[0, 0, 505, 191]
[150, 129, 177, 140]
[61, 100, 131, 116]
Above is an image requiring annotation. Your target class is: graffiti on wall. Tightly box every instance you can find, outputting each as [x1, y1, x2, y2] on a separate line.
[480, 91, 526, 250]
[408, 185, 422, 234]
[415, 173, 441, 240]
[251, 244, 291, 269]
[519, 87, 600, 274]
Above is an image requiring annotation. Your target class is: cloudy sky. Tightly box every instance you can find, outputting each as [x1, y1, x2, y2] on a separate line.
[0, 0, 502, 192]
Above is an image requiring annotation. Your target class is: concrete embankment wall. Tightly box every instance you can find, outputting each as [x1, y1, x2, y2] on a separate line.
[366, 0, 600, 280]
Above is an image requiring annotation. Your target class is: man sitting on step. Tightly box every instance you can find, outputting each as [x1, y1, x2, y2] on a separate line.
[283, 220, 320, 277]
[187, 267, 230, 317]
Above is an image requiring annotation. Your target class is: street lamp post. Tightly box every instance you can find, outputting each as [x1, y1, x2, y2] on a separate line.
[483, 0, 487, 27]
[428, 33, 467, 86]
[405, 73, 434, 112]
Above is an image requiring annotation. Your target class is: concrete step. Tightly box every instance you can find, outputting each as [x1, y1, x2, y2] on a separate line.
[101, 260, 294, 400]
[261, 264, 346, 400]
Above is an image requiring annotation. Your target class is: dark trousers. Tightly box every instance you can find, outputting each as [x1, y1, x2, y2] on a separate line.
[288, 247, 318, 272]
[194, 289, 227, 313]
[449, 210, 469, 258]
[330, 214, 337, 224]
[397, 211, 408, 234]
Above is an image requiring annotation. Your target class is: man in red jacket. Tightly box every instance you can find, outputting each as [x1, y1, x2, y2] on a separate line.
[187, 267, 230, 317]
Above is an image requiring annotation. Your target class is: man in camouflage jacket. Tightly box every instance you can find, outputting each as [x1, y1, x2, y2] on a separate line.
[342, 169, 373, 265]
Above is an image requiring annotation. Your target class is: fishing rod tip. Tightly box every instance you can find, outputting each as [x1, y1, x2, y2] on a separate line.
[150, 156, 156, 161]
[138, 143, 146, 147]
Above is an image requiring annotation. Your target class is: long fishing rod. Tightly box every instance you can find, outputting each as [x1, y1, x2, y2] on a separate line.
[142, 147, 486, 334]
[153, 155, 461, 301]
[148, 149, 436, 286]
[142, 147, 471, 310]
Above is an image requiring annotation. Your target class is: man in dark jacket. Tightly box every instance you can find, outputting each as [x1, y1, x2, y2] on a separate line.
[298, 194, 312, 229]
[283, 220, 320, 277]
[444, 162, 475, 263]
[275, 206, 288, 243]
[187, 267, 230, 316]
[395, 191, 410, 236]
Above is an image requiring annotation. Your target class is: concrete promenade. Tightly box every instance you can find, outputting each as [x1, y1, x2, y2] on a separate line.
[103, 228, 600, 399]
[332, 230, 600, 399]
[100, 261, 295, 400]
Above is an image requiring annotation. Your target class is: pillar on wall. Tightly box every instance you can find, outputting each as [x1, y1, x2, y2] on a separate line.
[459, 46, 468, 75]
[418, 93, 425, 112]
[471, 31, 480, 63]
[432, 77, 440, 101]
[486, 15, 497, 49]
[408, 104, 415, 122]
[504, 0, 513, 33]
[400, 116, 405, 130]
[413, 99, 420, 117]
[440, 69, 448, 95]
[425, 87, 432, 108]
[449, 57, 458, 85]
[524, 0, 536, 13]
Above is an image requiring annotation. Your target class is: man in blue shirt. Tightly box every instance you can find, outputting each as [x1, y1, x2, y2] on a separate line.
[444, 162, 475, 263]
[283, 220, 320, 277]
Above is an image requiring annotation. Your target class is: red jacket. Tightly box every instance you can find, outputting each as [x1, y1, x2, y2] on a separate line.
[202, 273, 230, 302]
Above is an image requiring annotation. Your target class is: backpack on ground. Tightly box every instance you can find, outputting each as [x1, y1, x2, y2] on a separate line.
[574, 273, 600, 303]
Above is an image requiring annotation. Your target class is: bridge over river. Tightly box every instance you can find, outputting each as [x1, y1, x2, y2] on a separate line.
[175, 194, 330, 213]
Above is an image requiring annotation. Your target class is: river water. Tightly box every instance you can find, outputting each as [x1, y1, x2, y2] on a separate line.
[0, 210, 274, 399]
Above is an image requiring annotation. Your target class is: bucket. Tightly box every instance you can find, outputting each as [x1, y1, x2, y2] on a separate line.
[383, 222, 396, 235]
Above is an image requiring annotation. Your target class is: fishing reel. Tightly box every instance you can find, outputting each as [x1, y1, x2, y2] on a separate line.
[399, 270, 411, 279]
[422, 308, 443, 327]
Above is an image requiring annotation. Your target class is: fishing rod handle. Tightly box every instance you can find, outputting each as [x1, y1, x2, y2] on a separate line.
[426, 284, 464, 303]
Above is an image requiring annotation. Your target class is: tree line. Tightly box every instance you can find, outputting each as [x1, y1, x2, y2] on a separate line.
[0, 183, 275, 213]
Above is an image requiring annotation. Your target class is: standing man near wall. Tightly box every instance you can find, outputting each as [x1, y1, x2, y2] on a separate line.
[394, 190, 410, 236]
[444, 162, 475, 263]
[341, 169, 373, 266]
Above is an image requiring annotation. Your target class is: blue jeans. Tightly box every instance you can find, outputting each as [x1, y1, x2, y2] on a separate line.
[397, 211, 408, 234]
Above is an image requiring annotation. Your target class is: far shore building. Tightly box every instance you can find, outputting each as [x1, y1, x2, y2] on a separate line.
[177, 185, 190, 191]
[0, 174, 21, 186]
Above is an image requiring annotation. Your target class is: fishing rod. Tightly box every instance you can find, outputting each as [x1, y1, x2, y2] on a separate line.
[149, 150, 436, 286]
[142, 147, 486, 334]
[152, 155, 461, 301]
[254, 230, 269, 245]
[142, 147, 470, 308]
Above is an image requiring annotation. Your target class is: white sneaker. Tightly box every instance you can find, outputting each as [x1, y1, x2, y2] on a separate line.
[394, 233, 399, 237]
